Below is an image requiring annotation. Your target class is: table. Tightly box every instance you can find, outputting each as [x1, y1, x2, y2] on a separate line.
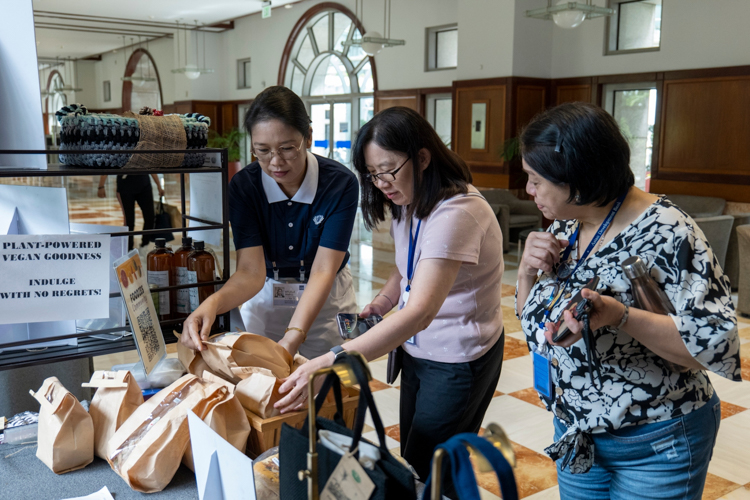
[517, 227, 543, 262]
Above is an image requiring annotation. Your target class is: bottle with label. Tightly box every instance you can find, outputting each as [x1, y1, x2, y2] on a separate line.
[622, 255, 689, 373]
[173, 237, 194, 318]
[187, 241, 215, 313]
[147, 238, 174, 321]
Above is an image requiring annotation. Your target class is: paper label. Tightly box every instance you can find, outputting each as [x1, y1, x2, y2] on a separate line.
[321, 452, 375, 500]
[147, 270, 170, 314]
[175, 266, 190, 314]
[188, 270, 199, 312]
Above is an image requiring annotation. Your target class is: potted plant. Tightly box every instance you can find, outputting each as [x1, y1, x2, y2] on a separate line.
[207, 128, 247, 183]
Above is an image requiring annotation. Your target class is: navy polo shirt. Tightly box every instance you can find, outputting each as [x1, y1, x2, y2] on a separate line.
[229, 152, 359, 278]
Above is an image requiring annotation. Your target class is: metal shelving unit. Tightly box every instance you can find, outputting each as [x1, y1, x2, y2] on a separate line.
[0, 148, 231, 370]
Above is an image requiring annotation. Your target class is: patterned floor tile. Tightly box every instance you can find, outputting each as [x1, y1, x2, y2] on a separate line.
[502, 284, 517, 297]
[709, 411, 750, 484]
[384, 423, 400, 442]
[361, 429, 399, 451]
[739, 327, 750, 340]
[369, 379, 392, 392]
[508, 387, 548, 410]
[495, 355, 535, 395]
[721, 400, 748, 419]
[504, 336, 531, 361]
[502, 306, 523, 334]
[472, 440, 557, 499]
[717, 484, 750, 500]
[481, 395, 555, 456]
[703, 473, 744, 500]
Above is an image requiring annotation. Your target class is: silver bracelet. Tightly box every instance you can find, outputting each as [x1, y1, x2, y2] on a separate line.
[375, 293, 395, 309]
[616, 304, 629, 329]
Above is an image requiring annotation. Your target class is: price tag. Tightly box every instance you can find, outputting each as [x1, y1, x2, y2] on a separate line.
[321, 452, 375, 500]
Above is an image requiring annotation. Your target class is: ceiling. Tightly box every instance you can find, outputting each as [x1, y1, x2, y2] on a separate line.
[32, 0, 299, 59]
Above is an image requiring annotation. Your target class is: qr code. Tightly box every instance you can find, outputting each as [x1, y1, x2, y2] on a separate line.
[136, 309, 160, 362]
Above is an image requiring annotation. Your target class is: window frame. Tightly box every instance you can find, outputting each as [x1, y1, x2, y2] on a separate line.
[424, 23, 458, 72]
[237, 58, 252, 89]
[604, 0, 662, 56]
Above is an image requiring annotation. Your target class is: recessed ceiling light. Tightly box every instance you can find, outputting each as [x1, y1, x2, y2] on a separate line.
[149, 15, 155, 19]
[285, 3, 293, 8]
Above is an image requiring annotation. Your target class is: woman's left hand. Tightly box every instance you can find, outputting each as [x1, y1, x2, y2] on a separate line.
[545, 288, 626, 348]
[275, 351, 335, 414]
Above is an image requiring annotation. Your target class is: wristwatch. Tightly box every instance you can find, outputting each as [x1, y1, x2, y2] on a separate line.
[330, 345, 346, 363]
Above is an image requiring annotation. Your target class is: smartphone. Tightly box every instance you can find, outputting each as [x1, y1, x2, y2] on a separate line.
[551, 277, 600, 343]
[336, 313, 383, 340]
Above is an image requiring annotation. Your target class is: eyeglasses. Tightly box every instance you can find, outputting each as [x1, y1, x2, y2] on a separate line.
[364, 156, 410, 183]
[252, 138, 305, 162]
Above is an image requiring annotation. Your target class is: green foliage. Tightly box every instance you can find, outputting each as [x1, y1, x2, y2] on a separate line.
[207, 128, 246, 162]
[500, 137, 520, 162]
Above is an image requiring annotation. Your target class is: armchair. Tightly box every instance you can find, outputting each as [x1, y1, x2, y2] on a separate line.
[694, 215, 735, 270]
[737, 225, 750, 317]
[478, 188, 542, 252]
[666, 194, 726, 218]
[725, 213, 750, 290]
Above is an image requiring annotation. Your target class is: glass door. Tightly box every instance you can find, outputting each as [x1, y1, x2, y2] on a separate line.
[309, 100, 352, 167]
[310, 103, 331, 159]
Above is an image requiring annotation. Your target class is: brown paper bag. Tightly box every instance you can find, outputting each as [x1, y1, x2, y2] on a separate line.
[30, 377, 94, 474]
[235, 367, 284, 419]
[85, 370, 144, 460]
[182, 372, 252, 471]
[201, 332, 293, 383]
[107, 374, 228, 493]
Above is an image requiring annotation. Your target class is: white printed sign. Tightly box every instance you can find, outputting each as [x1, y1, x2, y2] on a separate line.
[0, 234, 110, 325]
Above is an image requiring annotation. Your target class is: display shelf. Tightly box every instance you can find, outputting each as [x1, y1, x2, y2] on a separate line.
[0, 148, 232, 370]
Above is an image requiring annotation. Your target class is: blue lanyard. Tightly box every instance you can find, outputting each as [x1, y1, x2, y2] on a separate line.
[406, 218, 422, 292]
[538, 191, 627, 328]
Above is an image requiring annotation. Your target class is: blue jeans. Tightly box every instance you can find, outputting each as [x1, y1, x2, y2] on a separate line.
[553, 391, 721, 500]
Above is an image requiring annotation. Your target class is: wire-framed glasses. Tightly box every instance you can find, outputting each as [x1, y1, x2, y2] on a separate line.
[364, 156, 410, 183]
[252, 138, 305, 162]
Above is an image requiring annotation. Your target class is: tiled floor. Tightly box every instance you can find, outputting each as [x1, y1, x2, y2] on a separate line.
[6, 174, 750, 499]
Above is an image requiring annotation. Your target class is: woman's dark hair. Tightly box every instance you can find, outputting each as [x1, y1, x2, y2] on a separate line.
[352, 106, 472, 230]
[520, 102, 634, 207]
[243, 86, 311, 138]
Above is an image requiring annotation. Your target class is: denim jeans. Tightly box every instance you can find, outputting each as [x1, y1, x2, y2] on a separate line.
[553, 391, 721, 500]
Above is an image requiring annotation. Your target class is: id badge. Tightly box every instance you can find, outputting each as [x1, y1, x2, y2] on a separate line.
[272, 282, 305, 307]
[532, 347, 554, 400]
[400, 290, 417, 344]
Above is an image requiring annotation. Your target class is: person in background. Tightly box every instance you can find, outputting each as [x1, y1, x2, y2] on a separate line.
[179, 86, 358, 360]
[516, 102, 740, 499]
[97, 173, 164, 250]
[276, 106, 506, 489]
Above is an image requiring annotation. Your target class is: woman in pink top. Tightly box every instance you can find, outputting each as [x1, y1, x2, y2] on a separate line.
[277, 106, 505, 487]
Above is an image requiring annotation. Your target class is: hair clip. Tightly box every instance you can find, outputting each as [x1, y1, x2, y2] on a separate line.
[554, 133, 563, 153]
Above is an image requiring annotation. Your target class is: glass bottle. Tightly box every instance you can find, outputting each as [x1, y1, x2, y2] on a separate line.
[173, 237, 194, 319]
[187, 241, 215, 312]
[622, 256, 689, 373]
[147, 238, 174, 321]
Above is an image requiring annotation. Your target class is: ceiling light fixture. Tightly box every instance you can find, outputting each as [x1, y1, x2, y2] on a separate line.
[525, 0, 614, 29]
[171, 21, 214, 80]
[344, 0, 405, 56]
[55, 57, 83, 93]
[122, 36, 157, 85]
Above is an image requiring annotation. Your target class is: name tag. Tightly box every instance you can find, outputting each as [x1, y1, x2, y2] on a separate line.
[532, 348, 554, 400]
[273, 282, 305, 307]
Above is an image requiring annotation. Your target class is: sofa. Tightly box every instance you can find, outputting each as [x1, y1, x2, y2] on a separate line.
[666, 194, 726, 218]
[477, 188, 542, 252]
[694, 215, 735, 270]
[737, 225, 750, 317]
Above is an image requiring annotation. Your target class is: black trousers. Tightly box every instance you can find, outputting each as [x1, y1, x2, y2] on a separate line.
[400, 332, 504, 493]
[119, 184, 154, 251]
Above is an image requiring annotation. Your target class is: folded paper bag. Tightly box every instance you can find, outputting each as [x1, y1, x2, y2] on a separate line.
[200, 332, 294, 383]
[235, 367, 284, 419]
[107, 374, 228, 493]
[85, 370, 144, 460]
[30, 377, 94, 474]
[182, 372, 251, 471]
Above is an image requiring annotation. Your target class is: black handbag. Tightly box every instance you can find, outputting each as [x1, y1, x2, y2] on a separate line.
[151, 197, 175, 243]
[279, 352, 417, 500]
[387, 346, 403, 384]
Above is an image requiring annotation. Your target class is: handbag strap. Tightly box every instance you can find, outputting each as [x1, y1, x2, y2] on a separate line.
[346, 353, 389, 454]
[300, 368, 347, 435]
[422, 433, 518, 500]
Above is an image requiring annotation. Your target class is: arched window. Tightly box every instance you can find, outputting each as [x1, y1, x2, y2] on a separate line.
[46, 70, 67, 140]
[122, 49, 163, 112]
[279, 4, 377, 165]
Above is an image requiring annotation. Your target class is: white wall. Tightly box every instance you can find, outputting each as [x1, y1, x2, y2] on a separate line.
[551, 0, 750, 78]
[512, 0, 553, 79]
[172, 31, 225, 102]
[456, 0, 515, 80]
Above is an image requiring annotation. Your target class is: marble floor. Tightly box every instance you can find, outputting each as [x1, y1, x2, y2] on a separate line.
[5, 174, 750, 499]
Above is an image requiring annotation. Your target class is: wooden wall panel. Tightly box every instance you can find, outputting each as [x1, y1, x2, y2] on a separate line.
[374, 89, 420, 114]
[454, 85, 506, 171]
[515, 85, 547, 132]
[556, 85, 592, 105]
[193, 103, 219, 130]
[221, 103, 237, 133]
[656, 76, 750, 184]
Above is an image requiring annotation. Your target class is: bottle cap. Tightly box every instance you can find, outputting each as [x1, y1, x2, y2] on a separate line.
[622, 255, 647, 279]
[182, 237, 193, 247]
[194, 241, 205, 251]
[154, 238, 166, 248]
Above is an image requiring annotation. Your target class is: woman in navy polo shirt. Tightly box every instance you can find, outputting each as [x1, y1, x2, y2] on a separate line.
[180, 86, 358, 360]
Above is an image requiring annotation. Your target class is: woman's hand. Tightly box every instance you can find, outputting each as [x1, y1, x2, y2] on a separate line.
[97, 186, 106, 199]
[544, 288, 625, 348]
[519, 232, 569, 278]
[180, 303, 217, 351]
[360, 296, 391, 318]
[158, 187, 165, 198]
[275, 352, 335, 414]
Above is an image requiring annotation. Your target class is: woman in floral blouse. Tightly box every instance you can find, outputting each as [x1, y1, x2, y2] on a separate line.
[516, 102, 741, 500]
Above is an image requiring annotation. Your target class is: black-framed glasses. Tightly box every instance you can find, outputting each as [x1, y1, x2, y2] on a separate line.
[364, 156, 410, 183]
[252, 138, 305, 162]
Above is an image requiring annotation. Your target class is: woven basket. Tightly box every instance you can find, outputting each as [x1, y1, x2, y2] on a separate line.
[55, 104, 210, 168]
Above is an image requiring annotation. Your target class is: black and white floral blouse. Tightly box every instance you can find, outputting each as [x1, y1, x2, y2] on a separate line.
[518, 196, 741, 473]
